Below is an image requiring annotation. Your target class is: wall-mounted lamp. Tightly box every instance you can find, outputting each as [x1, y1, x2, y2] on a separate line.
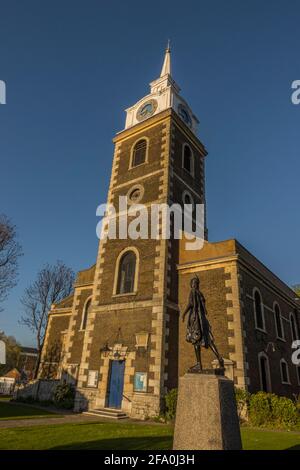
[100, 343, 111, 358]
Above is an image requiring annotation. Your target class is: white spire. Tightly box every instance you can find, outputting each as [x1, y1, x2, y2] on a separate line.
[125, 42, 198, 135]
[160, 40, 171, 77]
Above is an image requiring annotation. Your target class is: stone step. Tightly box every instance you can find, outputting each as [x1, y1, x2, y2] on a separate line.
[83, 408, 128, 420]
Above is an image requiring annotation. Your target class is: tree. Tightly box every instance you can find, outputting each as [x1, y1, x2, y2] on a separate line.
[293, 285, 300, 297]
[20, 261, 75, 377]
[0, 215, 22, 311]
[0, 331, 21, 376]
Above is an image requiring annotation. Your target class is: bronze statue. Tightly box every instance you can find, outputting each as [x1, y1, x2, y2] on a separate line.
[182, 276, 224, 372]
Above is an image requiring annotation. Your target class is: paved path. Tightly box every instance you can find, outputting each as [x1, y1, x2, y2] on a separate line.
[0, 414, 118, 429]
[0, 400, 165, 429]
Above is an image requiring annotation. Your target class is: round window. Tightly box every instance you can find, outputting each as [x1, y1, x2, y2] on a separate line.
[129, 188, 141, 202]
[127, 184, 144, 204]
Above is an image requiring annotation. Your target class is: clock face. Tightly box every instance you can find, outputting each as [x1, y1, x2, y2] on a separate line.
[178, 104, 192, 127]
[136, 99, 158, 122]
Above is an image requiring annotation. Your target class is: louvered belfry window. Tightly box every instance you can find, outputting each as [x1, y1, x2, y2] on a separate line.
[132, 139, 147, 167]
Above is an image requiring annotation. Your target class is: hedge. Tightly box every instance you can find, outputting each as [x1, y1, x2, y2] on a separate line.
[235, 389, 300, 430]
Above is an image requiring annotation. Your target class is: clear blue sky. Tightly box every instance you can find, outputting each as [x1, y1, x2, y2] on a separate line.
[0, 0, 299, 346]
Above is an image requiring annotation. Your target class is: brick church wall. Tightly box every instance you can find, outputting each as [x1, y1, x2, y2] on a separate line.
[87, 306, 152, 377]
[67, 287, 93, 365]
[239, 265, 300, 397]
[178, 267, 231, 377]
[39, 312, 70, 378]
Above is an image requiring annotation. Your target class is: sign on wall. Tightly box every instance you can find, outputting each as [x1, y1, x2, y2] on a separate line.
[0, 340, 6, 364]
[134, 372, 147, 392]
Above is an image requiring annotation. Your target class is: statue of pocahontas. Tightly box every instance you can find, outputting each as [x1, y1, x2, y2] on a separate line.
[182, 276, 224, 372]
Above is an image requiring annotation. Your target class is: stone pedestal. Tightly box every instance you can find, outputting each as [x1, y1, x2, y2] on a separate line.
[173, 373, 242, 450]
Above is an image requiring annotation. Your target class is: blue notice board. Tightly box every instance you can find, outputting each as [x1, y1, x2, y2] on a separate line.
[134, 372, 147, 392]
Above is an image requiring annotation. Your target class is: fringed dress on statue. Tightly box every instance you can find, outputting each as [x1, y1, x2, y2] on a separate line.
[186, 289, 213, 348]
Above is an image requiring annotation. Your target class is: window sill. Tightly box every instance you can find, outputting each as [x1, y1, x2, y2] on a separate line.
[129, 162, 148, 170]
[281, 381, 291, 385]
[276, 336, 286, 342]
[112, 292, 137, 298]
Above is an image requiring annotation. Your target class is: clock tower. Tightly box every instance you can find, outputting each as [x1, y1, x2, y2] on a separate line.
[125, 42, 199, 134]
[75, 44, 208, 418]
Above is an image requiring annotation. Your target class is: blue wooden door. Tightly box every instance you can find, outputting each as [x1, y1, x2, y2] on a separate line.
[107, 360, 125, 409]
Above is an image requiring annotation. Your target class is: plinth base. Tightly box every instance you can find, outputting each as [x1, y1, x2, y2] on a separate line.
[173, 373, 242, 450]
[188, 365, 225, 375]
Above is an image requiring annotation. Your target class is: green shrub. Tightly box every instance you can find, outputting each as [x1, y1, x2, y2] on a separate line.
[235, 387, 250, 421]
[270, 395, 299, 429]
[294, 394, 300, 412]
[248, 392, 273, 427]
[53, 383, 75, 409]
[248, 391, 299, 429]
[165, 388, 178, 421]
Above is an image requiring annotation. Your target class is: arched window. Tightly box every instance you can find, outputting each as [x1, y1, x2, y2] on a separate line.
[182, 190, 194, 208]
[258, 352, 271, 392]
[280, 359, 290, 384]
[131, 139, 147, 167]
[254, 289, 265, 331]
[81, 298, 92, 330]
[182, 144, 194, 176]
[290, 312, 299, 342]
[274, 303, 284, 339]
[117, 251, 136, 294]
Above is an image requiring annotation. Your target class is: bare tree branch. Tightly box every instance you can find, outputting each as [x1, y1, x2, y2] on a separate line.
[0, 215, 23, 311]
[20, 261, 75, 377]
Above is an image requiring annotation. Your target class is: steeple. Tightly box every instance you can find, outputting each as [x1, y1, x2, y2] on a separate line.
[160, 40, 171, 77]
[124, 43, 199, 135]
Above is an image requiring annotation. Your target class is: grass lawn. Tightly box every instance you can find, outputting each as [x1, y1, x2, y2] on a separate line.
[240, 427, 300, 450]
[0, 421, 299, 450]
[0, 400, 63, 421]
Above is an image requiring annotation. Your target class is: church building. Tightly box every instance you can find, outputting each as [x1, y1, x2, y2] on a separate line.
[38, 46, 300, 419]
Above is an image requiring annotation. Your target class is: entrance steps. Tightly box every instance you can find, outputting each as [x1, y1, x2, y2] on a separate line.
[83, 407, 128, 420]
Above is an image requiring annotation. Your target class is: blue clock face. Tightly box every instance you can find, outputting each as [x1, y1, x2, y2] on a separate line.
[136, 99, 158, 121]
[178, 104, 192, 127]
